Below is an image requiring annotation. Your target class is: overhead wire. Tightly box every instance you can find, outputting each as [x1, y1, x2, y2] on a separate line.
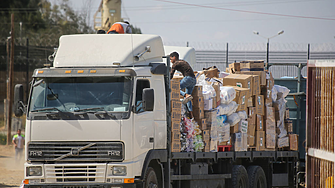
[154, 0, 335, 21]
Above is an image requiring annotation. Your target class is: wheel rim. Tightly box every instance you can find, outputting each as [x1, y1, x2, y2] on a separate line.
[149, 182, 158, 188]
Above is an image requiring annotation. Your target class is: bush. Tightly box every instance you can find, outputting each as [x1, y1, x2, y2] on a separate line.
[0, 133, 6, 145]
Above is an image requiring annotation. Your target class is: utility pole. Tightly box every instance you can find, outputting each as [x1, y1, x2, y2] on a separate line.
[7, 14, 14, 145]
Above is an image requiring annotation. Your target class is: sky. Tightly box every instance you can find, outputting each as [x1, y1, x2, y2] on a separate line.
[60, 0, 335, 46]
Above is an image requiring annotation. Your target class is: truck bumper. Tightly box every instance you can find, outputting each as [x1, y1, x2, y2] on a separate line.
[23, 183, 141, 188]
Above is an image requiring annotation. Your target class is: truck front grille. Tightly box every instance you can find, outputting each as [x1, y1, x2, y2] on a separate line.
[28, 142, 124, 163]
[45, 164, 105, 183]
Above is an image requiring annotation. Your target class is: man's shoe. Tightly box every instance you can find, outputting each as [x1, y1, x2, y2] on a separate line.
[182, 95, 193, 104]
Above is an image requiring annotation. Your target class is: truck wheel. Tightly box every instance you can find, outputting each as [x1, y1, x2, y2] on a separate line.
[247, 166, 267, 188]
[144, 167, 159, 188]
[231, 165, 249, 188]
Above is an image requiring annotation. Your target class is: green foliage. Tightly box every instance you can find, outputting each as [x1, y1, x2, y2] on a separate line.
[0, 133, 7, 145]
[0, 0, 94, 46]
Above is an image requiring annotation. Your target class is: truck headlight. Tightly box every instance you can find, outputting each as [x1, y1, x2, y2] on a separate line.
[26, 166, 42, 176]
[112, 166, 126, 176]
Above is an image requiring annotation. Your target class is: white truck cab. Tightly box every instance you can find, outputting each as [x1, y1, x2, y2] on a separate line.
[15, 34, 172, 188]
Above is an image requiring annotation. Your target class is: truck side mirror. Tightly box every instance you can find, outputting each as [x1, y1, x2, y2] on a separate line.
[142, 88, 154, 111]
[14, 84, 24, 117]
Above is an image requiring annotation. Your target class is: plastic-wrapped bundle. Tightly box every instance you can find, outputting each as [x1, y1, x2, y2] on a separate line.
[193, 135, 204, 152]
[183, 117, 195, 139]
[227, 113, 241, 127]
[274, 97, 287, 127]
[217, 101, 238, 116]
[180, 133, 187, 151]
[218, 122, 230, 142]
[237, 111, 248, 120]
[220, 86, 236, 104]
[216, 115, 227, 126]
[203, 84, 216, 100]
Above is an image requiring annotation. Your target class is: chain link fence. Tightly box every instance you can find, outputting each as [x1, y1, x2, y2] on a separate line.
[1, 40, 335, 115]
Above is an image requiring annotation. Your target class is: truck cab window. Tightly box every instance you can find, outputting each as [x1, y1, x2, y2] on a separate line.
[135, 79, 150, 113]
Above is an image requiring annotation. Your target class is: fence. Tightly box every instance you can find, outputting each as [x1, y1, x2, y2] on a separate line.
[1, 41, 335, 114]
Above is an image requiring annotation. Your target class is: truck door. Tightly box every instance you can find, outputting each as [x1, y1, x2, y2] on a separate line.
[133, 79, 154, 152]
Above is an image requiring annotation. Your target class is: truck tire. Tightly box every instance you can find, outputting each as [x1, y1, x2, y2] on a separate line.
[144, 167, 159, 188]
[231, 165, 249, 188]
[247, 166, 267, 188]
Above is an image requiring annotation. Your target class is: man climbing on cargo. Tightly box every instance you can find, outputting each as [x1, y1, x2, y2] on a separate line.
[170, 52, 196, 119]
[107, 20, 132, 34]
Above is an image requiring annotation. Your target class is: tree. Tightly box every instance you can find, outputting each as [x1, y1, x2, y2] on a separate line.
[0, 0, 94, 46]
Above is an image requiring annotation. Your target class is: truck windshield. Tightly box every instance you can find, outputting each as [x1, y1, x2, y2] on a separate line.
[29, 76, 132, 113]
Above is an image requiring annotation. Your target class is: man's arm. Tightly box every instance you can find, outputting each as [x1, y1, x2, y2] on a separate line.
[170, 64, 176, 79]
[12, 136, 16, 146]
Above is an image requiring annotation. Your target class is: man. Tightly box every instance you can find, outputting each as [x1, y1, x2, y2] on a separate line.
[170, 52, 196, 119]
[107, 20, 132, 34]
[12, 129, 25, 162]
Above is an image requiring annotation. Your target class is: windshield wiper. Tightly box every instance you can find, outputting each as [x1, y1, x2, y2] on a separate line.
[31, 107, 61, 112]
[74, 107, 104, 112]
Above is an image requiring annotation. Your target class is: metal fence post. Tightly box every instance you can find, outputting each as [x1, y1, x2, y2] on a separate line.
[26, 38, 29, 102]
[226, 43, 229, 69]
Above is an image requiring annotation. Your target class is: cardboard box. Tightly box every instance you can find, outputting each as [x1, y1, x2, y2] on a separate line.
[265, 107, 275, 122]
[239, 60, 265, 71]
[212, 83, 221, 102]
[255, 95, 265, 115]
[230, 123, 239, 134]
[267, 72, 275, 90]
[202, 129, 210, 141]
[247, 118, 256, 136]
[170, 79, 180, 92]
[233, 132, 248, 151]
[204, 99, 213, 111]
[289, 134, 299, 151]
[285, 108, 290, 119]
[212, 97, 217, 108]
[278, 136, 289, 148]
[256, 115, 264, 131]
[248, 107, 256, 122]
[192, 85, 203, 96]
[285, 120, 293, 133]
[171, 100, 182, 111]
[204, 67, 219, 78]
[171, 111, 181, 122]
[228, 63, 240, 73]
[171, 141, 181, 152]
[170, 90, 180, 101]
[236, 71, 266, 86]
[248, 135, 255, 147]
[204, 110, 217, 127]
[192, 96, 204, 109]
[196, 119, 207, 130]
[222, 74, 252, 90]
[247, 97, 253, 107]
[256, 131, 265, 151]
[203, 141, 210, 152]
[239, 120, 248, 133]
[193, 107, 204, 119]
[252, 75, 260, 95]
[266, 132, 276, 149]
[172, 130, 180, 142]
[232, 86, 251, 112]
[171, 121, 180, 131]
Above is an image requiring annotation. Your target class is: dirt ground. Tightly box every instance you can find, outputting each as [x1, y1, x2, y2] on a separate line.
[0, 144, 24, 187]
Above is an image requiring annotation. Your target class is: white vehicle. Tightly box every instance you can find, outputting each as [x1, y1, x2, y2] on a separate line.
[14, 34, 299, 188]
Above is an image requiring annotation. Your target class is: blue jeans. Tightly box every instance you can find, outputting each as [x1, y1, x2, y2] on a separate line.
[180, 76, 196, 112]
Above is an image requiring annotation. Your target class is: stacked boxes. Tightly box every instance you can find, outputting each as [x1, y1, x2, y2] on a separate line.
[169, 62, 298, 153]
[170, 79, 181, 152]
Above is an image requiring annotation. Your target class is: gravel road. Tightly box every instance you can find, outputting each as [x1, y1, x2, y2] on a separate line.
[0, 145, 24, 187]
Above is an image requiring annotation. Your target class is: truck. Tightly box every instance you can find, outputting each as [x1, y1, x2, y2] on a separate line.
[306, 60, 335, 188]
[14, 34, 299, 188]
